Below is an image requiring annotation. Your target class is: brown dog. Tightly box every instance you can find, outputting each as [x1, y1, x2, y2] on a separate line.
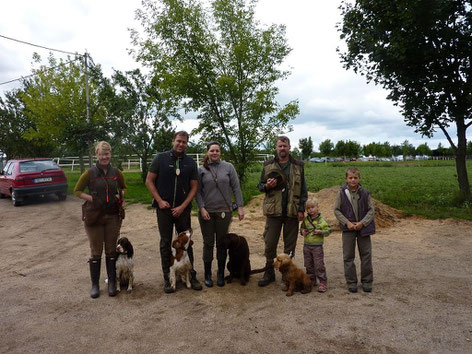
[274, 253, 312, 296]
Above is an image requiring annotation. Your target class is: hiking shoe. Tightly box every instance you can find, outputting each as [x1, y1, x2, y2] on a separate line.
[190, 276, 202, 291]
[164, 279, 175, 293]
[348, 285, 358, 293]
[362, 284, 372, 293]
[318, 283, 327, 293]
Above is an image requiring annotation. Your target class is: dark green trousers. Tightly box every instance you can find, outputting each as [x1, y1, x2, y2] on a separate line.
[198, 212, 232, 263]
[262, 215, 299, 259]
[342, 231, 373, 285]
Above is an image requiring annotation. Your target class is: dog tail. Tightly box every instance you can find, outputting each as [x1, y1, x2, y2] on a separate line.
[250, 266, 267, 275]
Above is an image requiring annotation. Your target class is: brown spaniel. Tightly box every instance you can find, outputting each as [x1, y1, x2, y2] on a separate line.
[274, 253, 312, 296]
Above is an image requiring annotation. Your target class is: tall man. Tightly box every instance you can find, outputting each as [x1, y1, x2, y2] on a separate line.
[145, 131, 202, 293]
[257, 136, 308, 286]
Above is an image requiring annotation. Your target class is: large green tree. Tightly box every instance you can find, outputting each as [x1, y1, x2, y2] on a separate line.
[0, 90, 55, 159]
[132, 0, 299, 183]
[299, 137, 313, 160]
[339, 0, 472, 198]
[319, 139, 334, 156]
[20, 53, 107, 172]
[107, 69, 179, 182]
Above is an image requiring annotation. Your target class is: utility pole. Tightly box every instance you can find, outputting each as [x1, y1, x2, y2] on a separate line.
[84, 51, 92, 167]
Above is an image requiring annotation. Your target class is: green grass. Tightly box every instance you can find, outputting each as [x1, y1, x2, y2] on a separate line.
[66, 160, 472, 220]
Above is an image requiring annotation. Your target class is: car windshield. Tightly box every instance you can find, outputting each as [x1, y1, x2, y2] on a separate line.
[19, 160, 60, 173]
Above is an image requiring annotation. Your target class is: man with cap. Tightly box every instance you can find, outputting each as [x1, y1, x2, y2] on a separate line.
[257, 136, 308, 286]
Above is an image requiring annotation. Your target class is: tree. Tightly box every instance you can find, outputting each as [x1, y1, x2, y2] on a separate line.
[106, 69, 179, 182]
[319, 139, 334, 156]
[0, 90, 55, 159]
[344, 140, 361, 158]
[299, 137, 313, 160]
[416, 143, 432, 156]
[132, 0, 299, 183]
[20, 53, 107, 172]
[339, 0, 471, 198]
[401, 140, 416, 159]
[334, 140, 346, 157]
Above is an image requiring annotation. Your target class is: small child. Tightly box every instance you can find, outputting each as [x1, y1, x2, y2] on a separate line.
[334, 167, 376, 293]
[300, 197, 331, 293]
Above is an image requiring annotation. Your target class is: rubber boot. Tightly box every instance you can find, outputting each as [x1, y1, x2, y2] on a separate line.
[163, 273, 175, 293]
[204, 262, 213, 287]
[105, 256, 117, 297]
[190, 269, 202, 291]
[217, 258, 226, 287]
[258, 261, 275, 287]
[89, 258, 101, 299]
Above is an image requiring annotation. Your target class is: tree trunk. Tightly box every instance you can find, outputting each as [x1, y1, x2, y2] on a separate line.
[79, 155, 85, 174]
[454, 122, 470, 199]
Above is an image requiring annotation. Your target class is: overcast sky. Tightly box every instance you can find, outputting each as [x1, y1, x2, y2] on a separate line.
[0, 0, 453, 151]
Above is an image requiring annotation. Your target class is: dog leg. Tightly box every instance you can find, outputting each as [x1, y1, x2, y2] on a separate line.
[170, 269, 176, 291]
[127, 272, 134, 291]
[282, 280, 289, 292]
[286, 280, 295, 296]
[184, 271, 191, 289]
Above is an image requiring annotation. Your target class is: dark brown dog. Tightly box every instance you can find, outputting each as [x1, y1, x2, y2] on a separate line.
[274, 253, 312, 296]
[223, 233, 265, 285]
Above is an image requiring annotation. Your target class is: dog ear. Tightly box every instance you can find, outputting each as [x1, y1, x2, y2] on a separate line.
[172, 239, 180, 248]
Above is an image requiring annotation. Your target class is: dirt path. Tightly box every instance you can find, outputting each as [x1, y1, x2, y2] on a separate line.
[1, 189, 472, 353]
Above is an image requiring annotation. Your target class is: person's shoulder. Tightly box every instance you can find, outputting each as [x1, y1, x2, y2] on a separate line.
[289, 155, 304, 167]
[263, 158, 275, 166]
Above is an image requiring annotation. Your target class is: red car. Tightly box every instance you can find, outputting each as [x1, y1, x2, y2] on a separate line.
[0, 158, 68, 206]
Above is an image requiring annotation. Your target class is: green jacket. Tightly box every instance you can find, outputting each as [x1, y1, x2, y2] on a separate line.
[300, 213, 331, 245]
[259, 155, 307, 218]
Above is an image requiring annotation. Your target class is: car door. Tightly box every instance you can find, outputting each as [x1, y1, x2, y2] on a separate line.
[0, 161, 13, 195]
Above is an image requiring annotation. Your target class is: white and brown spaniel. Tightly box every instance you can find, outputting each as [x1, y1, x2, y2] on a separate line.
[169, 229, 193, 291]
[116, 237, 134, 292]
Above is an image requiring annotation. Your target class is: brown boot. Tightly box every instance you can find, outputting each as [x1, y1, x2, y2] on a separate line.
[258, 261, 275, 287]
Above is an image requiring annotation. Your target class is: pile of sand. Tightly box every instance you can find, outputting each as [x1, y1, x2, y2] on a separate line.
[245, 186, 403, 231]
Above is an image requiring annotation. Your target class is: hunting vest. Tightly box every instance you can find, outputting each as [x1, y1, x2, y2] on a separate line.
[262, 156, 304, 218]
[339, 183, 376, 236]
[88, 164, 122, 214]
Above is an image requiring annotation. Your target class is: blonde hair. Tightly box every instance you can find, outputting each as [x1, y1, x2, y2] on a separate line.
[305, 197, 319, 209]
[346, 167, 360, 177]
[95, 141, 112, 154]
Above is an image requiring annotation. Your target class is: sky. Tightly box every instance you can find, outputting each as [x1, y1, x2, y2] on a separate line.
[0, 0, 454, 152]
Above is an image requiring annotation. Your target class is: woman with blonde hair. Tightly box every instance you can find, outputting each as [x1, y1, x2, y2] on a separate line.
[74, 141, 127, 298]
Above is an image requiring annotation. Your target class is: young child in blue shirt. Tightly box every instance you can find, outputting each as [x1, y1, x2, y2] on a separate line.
[300, 197, 331, 292]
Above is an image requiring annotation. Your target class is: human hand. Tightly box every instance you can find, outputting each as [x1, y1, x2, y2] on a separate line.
[171, 205, 185, 218]
[297, 211, 304, 222]
[314, 229, 322, 235]
[265, 178, 277, 190]
[238, 207, 244, 221]
[158, 199, 170, 209]
[301, 229, 308, 237]
[346, 221, 356, 230]
[354, 222, 364, 230]
[200, 208, 210, 220]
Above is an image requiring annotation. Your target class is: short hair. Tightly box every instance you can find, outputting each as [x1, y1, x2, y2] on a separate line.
[206, 141, 220, 151]
[305, 197, 319, 209]
[95, 141, 112, 154]
[174, 130, 189, 142]
[346, 167, 360, 177]
[276, 136, 290, 145]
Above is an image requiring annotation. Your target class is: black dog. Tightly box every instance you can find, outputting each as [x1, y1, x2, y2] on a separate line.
[223, 233, 265, 285]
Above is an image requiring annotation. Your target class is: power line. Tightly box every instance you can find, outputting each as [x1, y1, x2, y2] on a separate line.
[0, 34, 83, 57]
[0, 56, 84, 86]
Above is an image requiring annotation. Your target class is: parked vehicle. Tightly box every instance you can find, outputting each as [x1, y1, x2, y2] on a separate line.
[0, 158, 68, 206]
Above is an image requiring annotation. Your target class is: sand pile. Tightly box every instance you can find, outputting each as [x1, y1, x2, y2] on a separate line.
[245, 186, 403, 231]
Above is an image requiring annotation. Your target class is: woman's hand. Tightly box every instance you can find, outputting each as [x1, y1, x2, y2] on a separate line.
[238, 207, 244, 221]
[200, 207, 211, 220]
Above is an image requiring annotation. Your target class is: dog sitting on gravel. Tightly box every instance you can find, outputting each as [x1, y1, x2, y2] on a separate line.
[223, 233, 266, 285]
[274, 253, 312, 296]
[115, 237, 135, 292]
[169, 229, 193, 291]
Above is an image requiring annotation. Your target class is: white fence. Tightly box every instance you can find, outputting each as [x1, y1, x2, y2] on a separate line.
[54, 153, 272, 172]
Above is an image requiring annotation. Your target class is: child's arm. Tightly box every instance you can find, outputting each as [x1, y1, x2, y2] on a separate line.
[300, 219, 308, 237]
[319, 218, 331, 236]
[355, 194, 375, 230]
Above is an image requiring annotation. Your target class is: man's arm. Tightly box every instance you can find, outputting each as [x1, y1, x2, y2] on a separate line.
[145, 171, 170, 209]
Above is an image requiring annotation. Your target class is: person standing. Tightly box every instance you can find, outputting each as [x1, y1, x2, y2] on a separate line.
[196, 141, 244, 287]
[74, 141, 126, 298]
[257, 136, 308, 287]
[334, 167, 375, 293]
[145, 131, 202, 293]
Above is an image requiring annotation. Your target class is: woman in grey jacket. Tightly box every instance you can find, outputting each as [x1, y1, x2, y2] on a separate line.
[196, 141, 244, 287]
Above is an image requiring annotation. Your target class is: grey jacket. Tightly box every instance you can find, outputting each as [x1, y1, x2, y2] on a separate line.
[196, 160, 243, 212]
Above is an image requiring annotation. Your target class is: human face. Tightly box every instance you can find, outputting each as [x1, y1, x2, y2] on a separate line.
[275, 140, 290, 161]
[97, 149, 111, 167]
[207, 144, 221, 163]
[346, 172, 360, 190]
[172, 134, 188, 154]
[307, 205, 319, 217]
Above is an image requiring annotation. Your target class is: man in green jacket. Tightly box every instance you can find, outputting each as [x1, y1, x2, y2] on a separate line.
[257, 136, 308, 286]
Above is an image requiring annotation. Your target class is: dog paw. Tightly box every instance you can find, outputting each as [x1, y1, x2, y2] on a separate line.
[286, 292, 293, 297]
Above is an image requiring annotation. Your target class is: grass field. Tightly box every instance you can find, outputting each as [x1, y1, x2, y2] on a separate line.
[66, 160, 472, 220]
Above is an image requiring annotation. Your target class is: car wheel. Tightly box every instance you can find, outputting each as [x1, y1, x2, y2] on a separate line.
[11, 190, 21, 206]
[0, 193, 5, 199]
[57, 192, 67, 201]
